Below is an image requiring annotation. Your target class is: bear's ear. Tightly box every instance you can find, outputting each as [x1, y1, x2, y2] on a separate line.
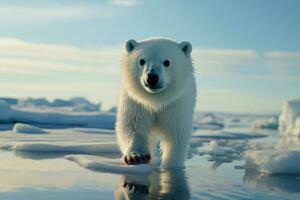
[179, 41, 192, 55]
[125, 39, 138, 53]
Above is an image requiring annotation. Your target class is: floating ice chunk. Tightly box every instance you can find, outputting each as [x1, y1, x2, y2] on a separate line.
[65, 155, 160, 174]
[279, 99, 300, 136]
[13, 123, 48, 134]
[244, 150, 300, 174]
[198, 140, 247, 163]
[1, 142, 119, 154]
[252, 117, 278, 130]
[199, 141, 234, 156]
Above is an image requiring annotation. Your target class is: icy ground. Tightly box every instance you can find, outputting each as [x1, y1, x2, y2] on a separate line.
[0, 97, 300, 199]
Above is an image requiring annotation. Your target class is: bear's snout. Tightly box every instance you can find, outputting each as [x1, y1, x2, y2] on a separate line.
[146, 73, 159, 88]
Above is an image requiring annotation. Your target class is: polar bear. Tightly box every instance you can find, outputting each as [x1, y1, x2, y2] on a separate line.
[116, 37, 196, 168]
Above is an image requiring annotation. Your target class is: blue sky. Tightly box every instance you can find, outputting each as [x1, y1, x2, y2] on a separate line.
[0, 0, 299, 113]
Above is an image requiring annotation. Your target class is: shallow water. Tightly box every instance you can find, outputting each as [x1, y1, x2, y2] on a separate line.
[0, 127, 300, 200]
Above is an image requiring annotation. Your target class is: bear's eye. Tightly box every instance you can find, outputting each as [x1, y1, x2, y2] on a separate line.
[163, 60, 170, 67]
[139, 59, 146, 66]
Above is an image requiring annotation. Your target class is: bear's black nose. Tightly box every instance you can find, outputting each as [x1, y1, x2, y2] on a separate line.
[146, 73, 159, 87]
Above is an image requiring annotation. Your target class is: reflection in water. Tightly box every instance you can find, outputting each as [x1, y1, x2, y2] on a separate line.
[243, 169, 300, 193]
[115, 169, 190, 200]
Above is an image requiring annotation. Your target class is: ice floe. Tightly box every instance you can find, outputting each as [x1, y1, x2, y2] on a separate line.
[244, 150, 300, 174]
[65, 155, 160, 174]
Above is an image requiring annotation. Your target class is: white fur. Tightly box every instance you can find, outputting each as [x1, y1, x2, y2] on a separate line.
[116, 38, 196, 168]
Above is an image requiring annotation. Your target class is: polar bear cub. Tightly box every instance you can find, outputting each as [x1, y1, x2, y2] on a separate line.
[116, 37, 196, 168]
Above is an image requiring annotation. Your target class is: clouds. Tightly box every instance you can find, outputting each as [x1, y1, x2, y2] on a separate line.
[194, 48, 300, 77]
[1, 37, 299, 77]
[0, 0, 138, 23]
[193, 48, 258, 75]
[264, 51, 300, 68]
[0, 0, 139, 23]
[0, 5, 113, 22]
[111, 0, 138, 7]
[0, 38, 122, 75]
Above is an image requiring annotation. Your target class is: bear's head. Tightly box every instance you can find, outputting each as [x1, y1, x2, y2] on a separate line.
[122, 38, 194, 110]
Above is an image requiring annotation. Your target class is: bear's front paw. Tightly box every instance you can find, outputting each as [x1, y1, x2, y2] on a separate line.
[123, 152, 151, 165]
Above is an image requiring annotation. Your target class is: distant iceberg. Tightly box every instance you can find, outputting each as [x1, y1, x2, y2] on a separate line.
[0, 100, 115, 129]
[16, 97, 101, 112]
[193, 113, 224, 130]
[279, 99, 300, 136]
[251, 116, 278, 130]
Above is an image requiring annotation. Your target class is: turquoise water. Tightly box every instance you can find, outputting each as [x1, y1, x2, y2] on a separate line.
[0, 135, 299, 200]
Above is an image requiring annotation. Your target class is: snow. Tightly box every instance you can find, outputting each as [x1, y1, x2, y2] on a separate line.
[279, 99, 300, 136]
[0, 103, 115, 129]
[252, 117, 278, 130]
[1, 142, 119, 154]
[65, 155, 160, 174]
[13, 123, 48, 134]
[244, 150, 300, 174]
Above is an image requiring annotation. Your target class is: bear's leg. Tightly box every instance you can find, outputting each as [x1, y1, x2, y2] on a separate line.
[116, 96, 154, 165]
[157, 104, 193, 168]
[160, 132, 191, 168]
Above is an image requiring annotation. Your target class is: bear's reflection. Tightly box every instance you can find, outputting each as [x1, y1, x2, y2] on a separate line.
[115, 169, 190, 200]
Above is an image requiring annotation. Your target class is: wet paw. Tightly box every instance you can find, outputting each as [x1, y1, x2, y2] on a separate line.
[123, 182, 149, 194]
[123, 152, 151, 165]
